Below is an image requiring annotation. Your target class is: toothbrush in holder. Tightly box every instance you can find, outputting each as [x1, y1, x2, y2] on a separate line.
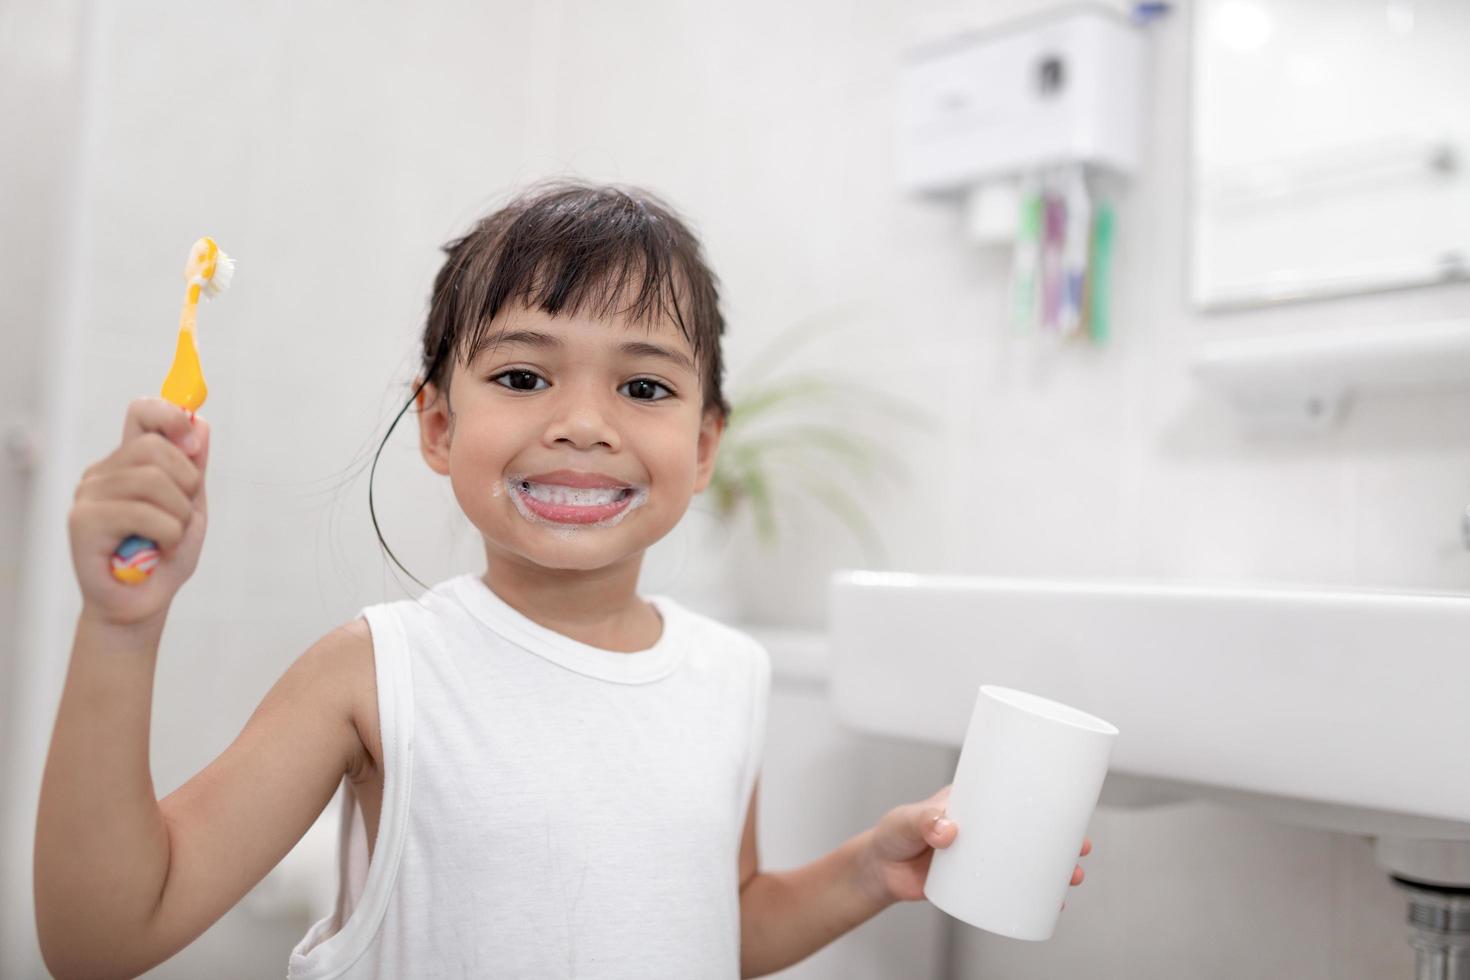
[110, 237, 235, 584]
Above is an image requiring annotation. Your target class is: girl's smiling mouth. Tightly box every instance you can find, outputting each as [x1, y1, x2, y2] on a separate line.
[508, 478, 648, 526]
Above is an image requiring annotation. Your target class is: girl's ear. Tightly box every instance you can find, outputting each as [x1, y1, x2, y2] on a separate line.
[417, 379, 453, 476]
[691, 405, 725, 494]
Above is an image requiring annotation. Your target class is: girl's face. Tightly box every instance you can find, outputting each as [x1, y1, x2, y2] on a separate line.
[416, 301, 723, 575]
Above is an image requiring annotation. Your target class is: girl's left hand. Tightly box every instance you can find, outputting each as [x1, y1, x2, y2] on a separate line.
[857, 784, 1093, 907]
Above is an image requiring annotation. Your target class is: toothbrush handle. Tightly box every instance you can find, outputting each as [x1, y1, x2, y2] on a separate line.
[109, 402, 202, 584]
[111, 535, 161, 583]
[118, 313, 207, 583]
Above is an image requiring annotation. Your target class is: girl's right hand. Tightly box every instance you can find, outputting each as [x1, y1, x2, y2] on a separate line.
[68, 397, 211, 628]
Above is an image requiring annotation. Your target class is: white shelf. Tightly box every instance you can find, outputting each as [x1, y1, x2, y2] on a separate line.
[1190, 319, 1470, 430]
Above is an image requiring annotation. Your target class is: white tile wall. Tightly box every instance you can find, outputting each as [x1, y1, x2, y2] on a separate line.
[0, 2, 87, 977]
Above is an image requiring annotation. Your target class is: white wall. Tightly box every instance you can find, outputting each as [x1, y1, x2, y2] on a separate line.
[0, 1, 91, 976]
[4, 0, 1467, 977]
[0, 0, 74, 841]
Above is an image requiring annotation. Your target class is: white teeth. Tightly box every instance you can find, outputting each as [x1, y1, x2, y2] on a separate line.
[521, 482, 627, 507]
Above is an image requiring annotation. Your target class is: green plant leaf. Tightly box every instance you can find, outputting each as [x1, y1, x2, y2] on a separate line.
[727, 373, 939, 434]
[705, 466, 742, 517]
[783, 465, 891, 567]
[707, 312, 947, 549]
[740, 458, 780, 545]
[726, 374, 861, 428]
[739, 423, 907, 488]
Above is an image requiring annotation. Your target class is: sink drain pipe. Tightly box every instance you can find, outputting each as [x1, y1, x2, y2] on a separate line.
[1392, 877, 1470, 980]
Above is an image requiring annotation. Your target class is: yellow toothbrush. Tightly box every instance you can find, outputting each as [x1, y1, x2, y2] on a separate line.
[111, 236, 235, 584]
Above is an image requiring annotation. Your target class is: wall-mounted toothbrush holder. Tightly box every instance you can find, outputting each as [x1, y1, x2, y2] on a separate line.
[896, 5, 1149, 345]
[896, 5, 1146, 201]
[1190, 319, 1470, 432]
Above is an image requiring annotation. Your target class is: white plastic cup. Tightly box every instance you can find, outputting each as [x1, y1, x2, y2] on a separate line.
[923, 684, 1119, 941]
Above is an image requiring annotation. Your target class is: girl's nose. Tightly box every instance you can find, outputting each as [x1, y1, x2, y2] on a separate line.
[544, 393, 621, 451]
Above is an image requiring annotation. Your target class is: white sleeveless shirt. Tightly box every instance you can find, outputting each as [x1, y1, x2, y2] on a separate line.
[287, 573, 771, 979]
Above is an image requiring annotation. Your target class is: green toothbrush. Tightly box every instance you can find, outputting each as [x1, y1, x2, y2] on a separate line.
[1087, 203, 1114, 344]
[1010, 187, 1043, 333]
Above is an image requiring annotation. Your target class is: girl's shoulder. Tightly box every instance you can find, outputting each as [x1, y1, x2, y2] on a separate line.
[664, 606, 773, 692]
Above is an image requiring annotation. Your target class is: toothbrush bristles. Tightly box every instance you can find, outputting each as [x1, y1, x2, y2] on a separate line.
[203, 250, 236, 299]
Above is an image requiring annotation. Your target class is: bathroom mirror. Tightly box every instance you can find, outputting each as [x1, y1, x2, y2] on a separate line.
[1189, 0, 1470, 310]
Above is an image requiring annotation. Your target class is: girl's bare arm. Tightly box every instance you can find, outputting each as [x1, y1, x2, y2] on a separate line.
[34, 615, 375, 980]
[38, 396, 377, 978]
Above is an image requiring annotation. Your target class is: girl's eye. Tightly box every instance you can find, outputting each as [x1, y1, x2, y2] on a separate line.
[617, 379, 673, 402]
[489, 370, 548, 392]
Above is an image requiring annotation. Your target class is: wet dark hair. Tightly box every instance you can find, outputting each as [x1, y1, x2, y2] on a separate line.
[368, 180, 731, 587]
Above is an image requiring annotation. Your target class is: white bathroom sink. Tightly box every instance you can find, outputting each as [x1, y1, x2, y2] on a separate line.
[828, 571, 1470, 842]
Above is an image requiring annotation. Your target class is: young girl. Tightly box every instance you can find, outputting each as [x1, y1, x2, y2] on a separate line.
[38, 181, 1089, 979]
